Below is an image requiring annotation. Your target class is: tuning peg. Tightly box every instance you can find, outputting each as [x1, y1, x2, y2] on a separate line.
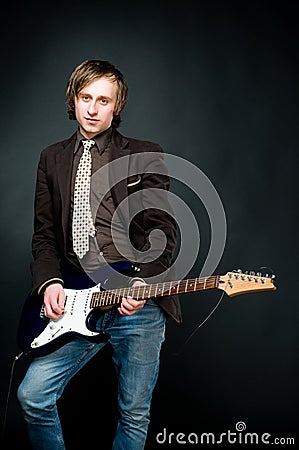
[258, 266, 275, 279]
[233, 269, 242, 273]
[249, 271, 255, 275]
[271, 274, 276, 279]
[256, 272, 262, 277]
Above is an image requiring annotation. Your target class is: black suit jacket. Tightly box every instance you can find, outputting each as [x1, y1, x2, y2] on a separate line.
[31, 129, 182, 323]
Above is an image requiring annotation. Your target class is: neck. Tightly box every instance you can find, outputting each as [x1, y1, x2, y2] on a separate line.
[90, 275, 220, 308]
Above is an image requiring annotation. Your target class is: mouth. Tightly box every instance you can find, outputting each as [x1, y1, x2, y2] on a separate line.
[85, 117, 99, 123]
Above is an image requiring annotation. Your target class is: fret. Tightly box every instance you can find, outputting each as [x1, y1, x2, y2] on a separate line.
[171, 282, 178, 294]
[105, 291, 110, 305]
[90, 293, 96, 308]
[145, 286, 151, 299]
[148, 285, 154, 298]
[187, 279, 195, 291]
[107, 291, 113, 305]
[110, 292, 116, 305]
[117, 293, 122, 304]
[157, 283, 163, 296]
[170, 281, 174, 294]
[90, 275, 219, 309]
[108, 291, 114, 305]
[147, 285, 153, 298]
[112, 294, 116, 305]
[117, 291, 123, 304]
[113, 289, 118, 305]
[131, 286, 137, 299]
[105, 291, 111, 305]
[162, 283, 166, 296]
[138, 287, 143, 299]
[95, 292, 100, 306]
[101, 290, 107, 306]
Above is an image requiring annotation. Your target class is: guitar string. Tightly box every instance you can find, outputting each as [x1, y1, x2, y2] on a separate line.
[93, 276, 218, 305]
[93, 272, 272, 305]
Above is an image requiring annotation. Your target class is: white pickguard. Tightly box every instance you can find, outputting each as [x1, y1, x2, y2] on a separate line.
[31, 283, 102, 349]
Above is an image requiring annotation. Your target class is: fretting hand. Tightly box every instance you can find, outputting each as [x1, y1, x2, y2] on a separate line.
[118, 280, 146, 316]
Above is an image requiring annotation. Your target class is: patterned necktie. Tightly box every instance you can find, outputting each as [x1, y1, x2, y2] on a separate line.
[72, 139, 96, 259]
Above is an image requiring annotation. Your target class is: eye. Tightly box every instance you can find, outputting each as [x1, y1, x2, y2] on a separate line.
[79, 94, 90, 102]
[100, 98, 108, 104]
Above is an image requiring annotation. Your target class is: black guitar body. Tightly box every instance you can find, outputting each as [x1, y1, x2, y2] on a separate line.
[17, 261, 138, 355]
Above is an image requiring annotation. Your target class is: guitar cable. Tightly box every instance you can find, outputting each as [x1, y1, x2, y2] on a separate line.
[172, 290, 225, 356]
[1, 295, 224, 437]
[172, 265, 276, 357]
[1, 293, 224, 435]
[1, 351, 24, 441]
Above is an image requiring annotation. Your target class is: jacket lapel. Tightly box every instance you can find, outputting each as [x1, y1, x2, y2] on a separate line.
[108, 130, 132, 228]
[109, 130, 130, 206]
[56, 133, 76, 245]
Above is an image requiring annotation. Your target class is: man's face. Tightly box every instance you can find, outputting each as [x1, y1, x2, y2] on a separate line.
[75, 76, 118, 138]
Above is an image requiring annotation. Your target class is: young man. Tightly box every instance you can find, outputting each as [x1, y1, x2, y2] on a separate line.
[17, 59, 182, 449]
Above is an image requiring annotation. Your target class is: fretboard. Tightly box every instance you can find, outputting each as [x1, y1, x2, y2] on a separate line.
[90, 275, 220, 309]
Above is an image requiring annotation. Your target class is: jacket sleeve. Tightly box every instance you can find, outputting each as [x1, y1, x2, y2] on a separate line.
[129, 147, 177, 282]
[30, 150, 64, 294]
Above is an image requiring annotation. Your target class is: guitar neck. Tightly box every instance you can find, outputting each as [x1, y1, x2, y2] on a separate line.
[90, 275, 219, 308]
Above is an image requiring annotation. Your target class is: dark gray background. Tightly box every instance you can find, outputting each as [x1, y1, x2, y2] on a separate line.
[1, 0, 298, 448]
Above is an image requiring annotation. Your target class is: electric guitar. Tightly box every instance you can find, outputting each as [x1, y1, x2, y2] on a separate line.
[17, 262, 276, 356]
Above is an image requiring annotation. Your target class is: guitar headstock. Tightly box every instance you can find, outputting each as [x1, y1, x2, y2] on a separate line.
[218, 270, 277, 297]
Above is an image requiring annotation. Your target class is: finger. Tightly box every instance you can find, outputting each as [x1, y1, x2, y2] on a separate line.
[44, 288, 65, 318]
[44, 304, 62, 319]
[56, 290, 66, 311]
[123, 297, 144, 310]
[118, 297, 146, 316]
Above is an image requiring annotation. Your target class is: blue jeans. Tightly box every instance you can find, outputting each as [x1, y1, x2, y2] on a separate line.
[17, 299, 166, 450]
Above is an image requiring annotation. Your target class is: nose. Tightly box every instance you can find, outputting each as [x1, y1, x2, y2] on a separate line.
[87, 100, 98, 116]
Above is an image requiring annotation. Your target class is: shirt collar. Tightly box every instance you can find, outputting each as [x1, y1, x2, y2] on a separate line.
[74, 126, 113, 155]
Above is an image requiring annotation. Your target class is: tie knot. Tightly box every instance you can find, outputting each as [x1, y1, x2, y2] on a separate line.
[82, 139, 95, 152]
